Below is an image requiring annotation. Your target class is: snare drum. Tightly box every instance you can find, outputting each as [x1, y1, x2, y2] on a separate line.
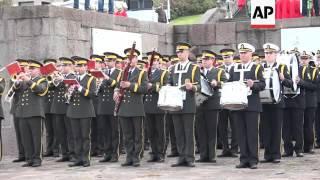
[220, 81, 248, 110]
[259, 68, 281, 104]
[158, 86, 184, 111]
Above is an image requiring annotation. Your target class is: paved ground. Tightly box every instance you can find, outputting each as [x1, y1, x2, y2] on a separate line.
[1, 149, 320, 180]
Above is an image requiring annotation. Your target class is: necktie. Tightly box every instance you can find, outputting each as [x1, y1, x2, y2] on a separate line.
[108, 69, 111, 76]
[128, 70, 132, 79]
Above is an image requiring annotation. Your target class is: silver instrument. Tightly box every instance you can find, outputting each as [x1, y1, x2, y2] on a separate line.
[195, 74, 214, 106]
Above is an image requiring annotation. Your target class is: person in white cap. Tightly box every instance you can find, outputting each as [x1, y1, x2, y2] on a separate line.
[228, 43, 265, 169]
[260, 43, 293, 164]
[283, 50, 316, 158]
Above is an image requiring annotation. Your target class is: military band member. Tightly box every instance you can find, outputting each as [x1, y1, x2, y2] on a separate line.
[98, 52, 122, 163]
[229, 43, 265, 169]
[260, 43, 293, 163]
[67, 57, 96, 167]
[90, 54, 105, 157]
[11, 59, 29, 163]
[115, 55, 124, 69]
[0, 75, 5, 161]
[14, 60, 48, 167]
[52, 57, 77, 162]
[43, 59, 59, 157]
[160, 55, 170, 69]
[283, 51, 315, 158]
[315, 50, 320, 148]
[165, 55, 179, 158]
[145, 51, 169, 162]
[196, 50, 227, 163]
[217, 48, 238, 158]
[113, 48, 148, 167]
[303, 52, 318, 154]
[168, 42, 201, 167]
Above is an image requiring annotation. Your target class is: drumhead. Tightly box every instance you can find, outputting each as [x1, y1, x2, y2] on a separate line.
[271, 69, 281, 103]
[289, 54, 299, 91]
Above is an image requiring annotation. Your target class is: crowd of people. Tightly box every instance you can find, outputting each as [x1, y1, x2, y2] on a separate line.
[0, 41, 320, 170]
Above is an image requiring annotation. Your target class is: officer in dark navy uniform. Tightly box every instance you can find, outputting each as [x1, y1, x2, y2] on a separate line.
[228, 43, 265, 169]
[260, 43, 293, 163]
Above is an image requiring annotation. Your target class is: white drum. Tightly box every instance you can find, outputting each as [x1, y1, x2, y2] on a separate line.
[220, 81, 248, 110]
[277, 53, 300, 95]
[259, 68, 281, 104]
[158, 86, 184, 111]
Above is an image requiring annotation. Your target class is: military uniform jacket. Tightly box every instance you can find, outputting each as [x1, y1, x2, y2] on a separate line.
[285, 66, 316, 109]
[317, 67, 320, 104]
[305, 66, 318, 108]
[118, 67, 148, 117]
[9, 80, 21, 114]
[14, 76, 48, 118]
[97, 68, 122, 115]
[144, 69, 169, 114]
[45, 83, 55, 114]
[50, 73, 76, 114]
[201, 67, 227, 110]
[0, 77, 5, 120]
[262, 63, 293, 109]
[228, 62, 266, 112]
[168, 61, 201, 114]
[66, 73, 96, 119]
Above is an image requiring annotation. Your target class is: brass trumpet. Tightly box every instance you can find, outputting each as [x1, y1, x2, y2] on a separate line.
[5, 72, 31, 103]
[47, 72, 63, 87]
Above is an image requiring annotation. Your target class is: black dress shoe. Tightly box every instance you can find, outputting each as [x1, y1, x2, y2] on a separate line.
[315, 144, 320, 149]
[32, 161, 42, 167]
[110, 157, 119, 162]
[282, 153, 293, 157]
[304, 150, 315, 154]
[196, 158, 208, 162]
[13, 157, 25, 163]
[147, 157, 159, 162]
[230, 153, 238, 158]
[68, 161, 83, 167]
[207, 159, 217, 163]
[56, 157, 70, 162]
[132, 161, 141, 167]
[185, 162, 195, 167]
[22, 162, 33, 167]
[69, 157, 77, 162]
[99, 157, 111, 163]
[171, 161, 185, 167]
[53, 153, 60, 158]
[217, 153, 229, 158]
[260, 159, 273, 163]
[167, 153, 179, 158]
[43, 152, 54, 157]
[236, 163, 248, 168]
[296, 153, 304, 157]
[83, 161, 90, 167]
[249, 163, 258, 169]
[121, 161, 133, 166]
[272, 159, 281, 163]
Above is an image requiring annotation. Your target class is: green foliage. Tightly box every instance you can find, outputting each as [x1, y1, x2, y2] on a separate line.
[171, 0, 216, 19]
[170, 14, 202, 25]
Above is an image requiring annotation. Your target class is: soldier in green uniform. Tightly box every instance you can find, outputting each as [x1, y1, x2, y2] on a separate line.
[145, 51, 169, 162]
[90, 54, 105, 157]
[113, 48, 148, 167]
[169, 42, 201, 167]
[14, 60, 48, 167]
[11, 59, 29, 163]
[52, 57, 77, 162]
[165, 55, 179, 158]
[196, 50, 227, 163]
[217, 48, 239, 157]
[43, 59, 59, 157]
[98, 52, 122, 163]
[67, 57, 96, 167]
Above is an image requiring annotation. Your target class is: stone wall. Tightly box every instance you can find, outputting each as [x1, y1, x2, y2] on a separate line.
[0, 5, 174, 156]
[175, 17, 320, 55]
